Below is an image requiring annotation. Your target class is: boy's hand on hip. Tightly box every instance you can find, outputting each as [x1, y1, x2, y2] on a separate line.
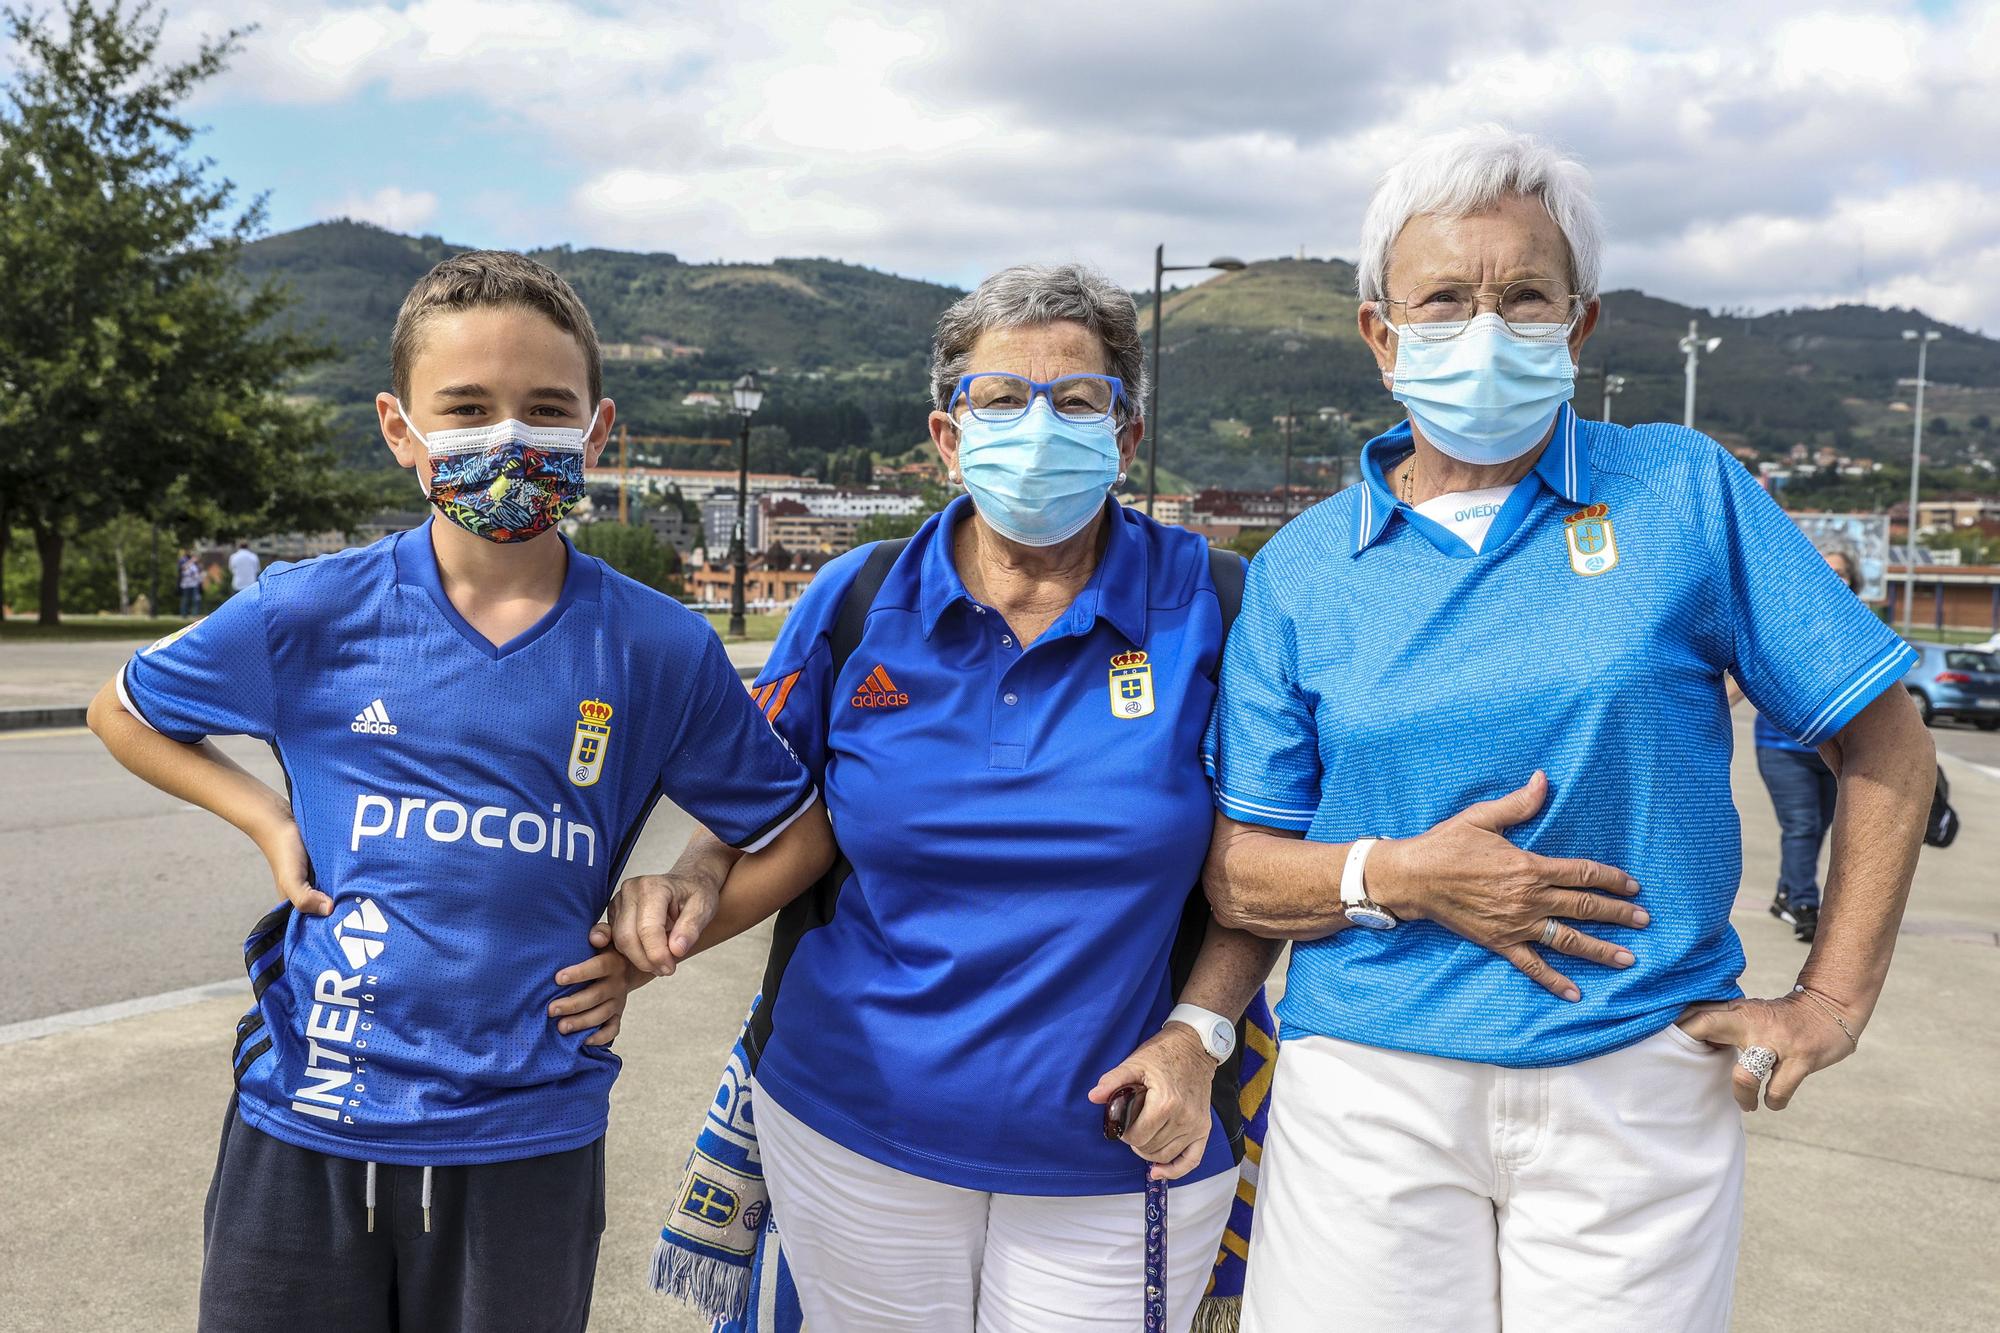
[256, 819, 332, 916]
[552, 937, 647, 1046]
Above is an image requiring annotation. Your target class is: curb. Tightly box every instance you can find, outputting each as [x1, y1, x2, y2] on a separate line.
[1, 671, 760, 733]
[0, 706, 88, 732]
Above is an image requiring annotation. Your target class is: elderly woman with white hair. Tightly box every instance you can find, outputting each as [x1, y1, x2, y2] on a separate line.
[1204, 125, 1936, 1330]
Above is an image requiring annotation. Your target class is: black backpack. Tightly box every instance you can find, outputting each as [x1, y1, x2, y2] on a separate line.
[742, 539, 1255, 1161]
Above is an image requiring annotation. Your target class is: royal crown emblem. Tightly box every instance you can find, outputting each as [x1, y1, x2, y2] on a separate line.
[1562, 503, 1619, 578]
[568, 699, 614, 787]
[1108, 649, 1155, 720]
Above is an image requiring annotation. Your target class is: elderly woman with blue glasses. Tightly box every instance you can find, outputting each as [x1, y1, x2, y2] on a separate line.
[604, 262, 1652, 1332]
[1204, 125, 1936, 1332]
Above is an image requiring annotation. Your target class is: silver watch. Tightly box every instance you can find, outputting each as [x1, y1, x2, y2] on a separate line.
[1340, 837, 1398, 930]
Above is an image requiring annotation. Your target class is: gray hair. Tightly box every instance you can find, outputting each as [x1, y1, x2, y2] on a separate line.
[1814, 535, 1863, 591]
[1356, 124, 1605, 305]
[930, 263, 1147, 425]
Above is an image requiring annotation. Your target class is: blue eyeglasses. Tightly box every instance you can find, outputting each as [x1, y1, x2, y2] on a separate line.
[950, 373, 1126, 425]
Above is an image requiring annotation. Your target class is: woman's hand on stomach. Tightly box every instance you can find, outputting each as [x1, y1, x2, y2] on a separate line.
[1088, 1025, 1217, 1181]
[1368, 771, 1650, 1002]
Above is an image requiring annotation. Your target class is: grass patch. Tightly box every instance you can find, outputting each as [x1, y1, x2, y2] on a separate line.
[700, 612, 787, 642]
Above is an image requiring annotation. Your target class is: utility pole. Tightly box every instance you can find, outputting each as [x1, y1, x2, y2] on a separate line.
[1281, 406, 1295, 518]
[1678, 320, 1722, 429]
[1900, 328, 1942, 631]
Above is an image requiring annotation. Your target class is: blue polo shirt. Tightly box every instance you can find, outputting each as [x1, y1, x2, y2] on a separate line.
[1207, 405, 1915, 1067]
[748, 496, 1235, 1194]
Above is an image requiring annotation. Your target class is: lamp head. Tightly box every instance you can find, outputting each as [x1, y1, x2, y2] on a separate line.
[732, 371, 764, 415]
[1209, 257, 1247, 271]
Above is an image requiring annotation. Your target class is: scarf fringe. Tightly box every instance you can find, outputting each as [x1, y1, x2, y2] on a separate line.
[1193, 1293, 1242, 1333]
[647, 1236, 752, 1324]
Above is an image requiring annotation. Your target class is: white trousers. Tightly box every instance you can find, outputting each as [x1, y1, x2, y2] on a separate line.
[1243, 1026, 1745, 1333]
[755, 1083, 1239, 1332]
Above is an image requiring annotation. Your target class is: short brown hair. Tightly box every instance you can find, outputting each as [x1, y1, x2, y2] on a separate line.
[390, 250, 602, 404]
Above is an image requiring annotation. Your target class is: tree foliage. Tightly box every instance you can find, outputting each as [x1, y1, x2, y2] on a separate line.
[0, 1, 374, 622]
[571, 520, 681, 593]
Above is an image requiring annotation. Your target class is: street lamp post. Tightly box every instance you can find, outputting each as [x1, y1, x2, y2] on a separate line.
[1281, 406, 1295, 518]
[1147, 247, 1246, 517]
[1601, 372, 1627, 422]
[1678, 320, 1722, 429]
[728, 371, 764, 639]
[1900, 328, 1942, 631]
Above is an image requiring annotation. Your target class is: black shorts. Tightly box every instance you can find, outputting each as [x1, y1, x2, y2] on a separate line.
[198, 1098, 605, 1333]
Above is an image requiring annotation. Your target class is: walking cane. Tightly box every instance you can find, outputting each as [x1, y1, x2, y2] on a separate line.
[1105, 1085, 1169, 1332]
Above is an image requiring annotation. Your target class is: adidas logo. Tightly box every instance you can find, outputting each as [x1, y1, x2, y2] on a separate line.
[350, 699, 398, 736]
[332, 897, 389, 969]
[850, 665, 910, 709]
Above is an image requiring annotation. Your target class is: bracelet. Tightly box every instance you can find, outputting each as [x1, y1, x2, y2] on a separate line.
[1793, 984, 1860, 1048]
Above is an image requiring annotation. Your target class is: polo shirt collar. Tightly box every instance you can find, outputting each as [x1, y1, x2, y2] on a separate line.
[918, 495, 1149, 646]
[1352, 402, 1593, 556]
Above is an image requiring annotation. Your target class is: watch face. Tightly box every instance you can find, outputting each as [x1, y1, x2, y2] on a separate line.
[1211, 1020, 1234, 1053]
[1345, 904, 1399, 931]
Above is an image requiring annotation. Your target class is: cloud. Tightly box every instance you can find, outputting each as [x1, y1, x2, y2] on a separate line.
[144, 0, 2000, 330]
[328, 186, 439, 232]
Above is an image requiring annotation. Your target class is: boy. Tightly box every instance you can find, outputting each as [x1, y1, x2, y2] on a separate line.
[88, 251, 827, 1332]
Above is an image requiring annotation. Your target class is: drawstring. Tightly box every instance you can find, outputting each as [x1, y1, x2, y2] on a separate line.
[363, 1161, 435, 1234]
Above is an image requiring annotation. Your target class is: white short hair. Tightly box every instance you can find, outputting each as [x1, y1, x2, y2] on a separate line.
[1355, 124, 1604, 304]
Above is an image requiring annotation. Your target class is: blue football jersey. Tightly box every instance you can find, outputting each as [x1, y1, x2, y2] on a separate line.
[119, 522, 815, 1165]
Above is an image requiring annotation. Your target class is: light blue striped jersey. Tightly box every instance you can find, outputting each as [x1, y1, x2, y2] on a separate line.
[1206, 406, 1913, 1066]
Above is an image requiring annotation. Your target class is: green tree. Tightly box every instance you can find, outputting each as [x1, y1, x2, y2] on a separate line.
[572, 520, 680, 592]
[0, 1, 371, 623]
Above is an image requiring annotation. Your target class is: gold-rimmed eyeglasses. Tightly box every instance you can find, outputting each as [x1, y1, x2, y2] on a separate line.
[1378, 279, 1584, 342]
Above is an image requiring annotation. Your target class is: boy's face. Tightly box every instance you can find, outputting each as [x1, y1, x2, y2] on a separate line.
[375, 305, 613, 493]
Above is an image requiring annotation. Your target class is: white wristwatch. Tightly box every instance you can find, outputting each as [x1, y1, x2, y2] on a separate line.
[1166, 1003, 1236, 1064]
[1340, 837, 1399, 930]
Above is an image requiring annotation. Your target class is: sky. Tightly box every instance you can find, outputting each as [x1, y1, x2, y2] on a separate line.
[55, 0, 2000, 330]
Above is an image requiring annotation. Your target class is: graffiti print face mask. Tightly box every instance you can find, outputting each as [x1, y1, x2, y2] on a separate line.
[396, 401, 598, 543]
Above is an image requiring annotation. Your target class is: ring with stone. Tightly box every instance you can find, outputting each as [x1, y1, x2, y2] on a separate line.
[1539, 918, 1561, 947]
[1737, 1045, 1778, 1081]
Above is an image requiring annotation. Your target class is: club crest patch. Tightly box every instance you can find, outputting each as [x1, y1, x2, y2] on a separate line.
[568, 699, 613, 787]
[1563, 503, 1619, 577]
[1109, 650, 1155, 720]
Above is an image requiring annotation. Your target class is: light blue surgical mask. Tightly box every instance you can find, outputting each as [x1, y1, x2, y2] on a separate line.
[1390, 313, 1576, 465]
[954, 399, 1120, 546]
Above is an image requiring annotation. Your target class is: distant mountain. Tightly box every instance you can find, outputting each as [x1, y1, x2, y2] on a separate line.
[243, 221, 2000, 491]
[1139, 258, 2000, 490]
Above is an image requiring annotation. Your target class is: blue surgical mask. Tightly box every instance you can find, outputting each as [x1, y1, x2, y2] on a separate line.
[954, 399, 1120, 546]
[1390, 313, 1576, 465]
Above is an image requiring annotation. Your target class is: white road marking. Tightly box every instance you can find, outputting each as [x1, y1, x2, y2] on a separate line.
[0, 978, 242, 1047]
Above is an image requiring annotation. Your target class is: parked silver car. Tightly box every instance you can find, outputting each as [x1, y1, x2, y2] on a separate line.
[1902, 641, 2000, 729]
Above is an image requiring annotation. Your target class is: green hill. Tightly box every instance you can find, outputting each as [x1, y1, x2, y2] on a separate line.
[243, 222, 2000, 492]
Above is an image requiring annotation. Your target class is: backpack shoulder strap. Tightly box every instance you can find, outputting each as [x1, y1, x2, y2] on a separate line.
[744, 536, 907, 1072]
[827, 538, 909, 676]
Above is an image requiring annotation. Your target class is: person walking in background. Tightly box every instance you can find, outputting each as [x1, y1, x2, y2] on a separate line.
[1751, 540, 1865, 944]
[225, 540, 260, 598]
[176, 549, 203, 618]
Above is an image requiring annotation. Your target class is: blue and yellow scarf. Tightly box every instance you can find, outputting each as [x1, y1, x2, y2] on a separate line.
[650, 992, 1276, 1332]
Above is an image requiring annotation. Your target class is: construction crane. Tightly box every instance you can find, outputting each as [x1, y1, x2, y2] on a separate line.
[613, 425, 733, 523]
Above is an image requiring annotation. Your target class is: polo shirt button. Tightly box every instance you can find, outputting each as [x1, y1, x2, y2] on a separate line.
[1003, 692, 1019, 706]
[1000, 635, 1013, 647]
[972, 605, 986, 615]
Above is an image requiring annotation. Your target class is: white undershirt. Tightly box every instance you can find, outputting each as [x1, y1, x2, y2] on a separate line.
[1409, 483, 1521, 554]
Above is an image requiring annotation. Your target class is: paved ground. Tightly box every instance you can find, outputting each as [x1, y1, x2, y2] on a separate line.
[0, 708, 1993, 1330]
